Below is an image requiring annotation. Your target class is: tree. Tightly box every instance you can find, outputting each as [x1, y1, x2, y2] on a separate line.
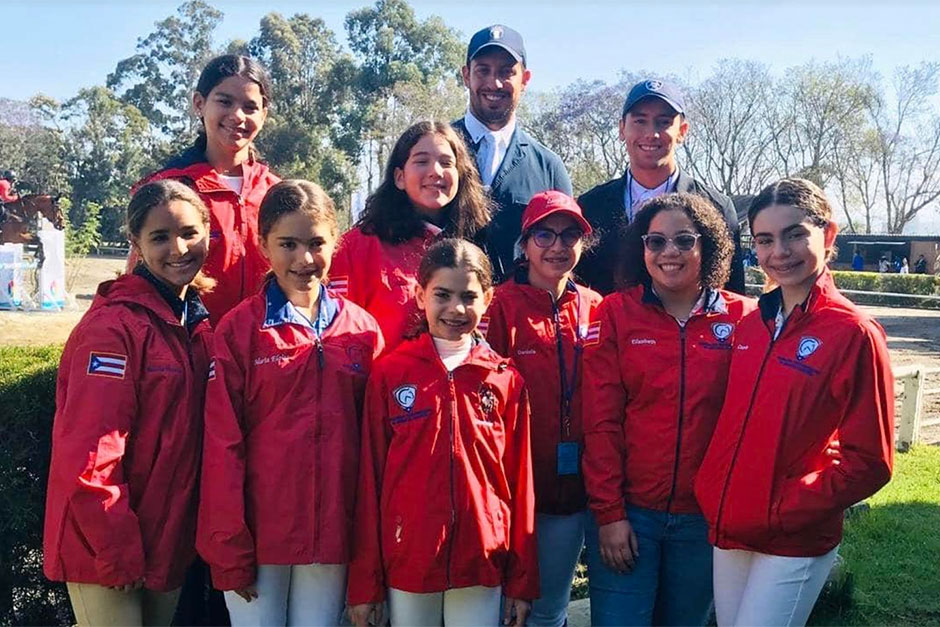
[60, 87, 154, 241]
[107, 0, 222, 137]
[0, 97, 70, 197]
[682, 59, 778, 197]
[248, 12, 359, 210]
[344, 0, 464, 188]
[871, 63, 940, 233]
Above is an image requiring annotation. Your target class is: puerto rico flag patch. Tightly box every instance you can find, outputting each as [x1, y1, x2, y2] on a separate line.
[329, 275, 349, 297]
[208, 358, 217, 381]
[584, 321, 602, 346]
[477, 315, 490, 336]
[87, 351, 127, 379]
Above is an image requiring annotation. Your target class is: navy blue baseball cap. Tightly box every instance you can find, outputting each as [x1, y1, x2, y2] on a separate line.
[622, 79, 686, 117]
[466, 24, 526, 67]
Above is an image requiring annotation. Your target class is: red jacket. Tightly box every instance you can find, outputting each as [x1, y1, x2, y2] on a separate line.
[484, 274, 602, 515]
[330, 225, 437, 351]
[694, 269, 894, 556]
[198, 281, 383, 590]
[133, 148, 281, 325]
[44, 274, 212, 591]
[347, 334, 538, 604]
[583, 285, 756, 524]
[0, 178, 17, 202]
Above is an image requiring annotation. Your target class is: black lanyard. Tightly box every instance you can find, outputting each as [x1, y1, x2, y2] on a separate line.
[552, 287, 583, 438]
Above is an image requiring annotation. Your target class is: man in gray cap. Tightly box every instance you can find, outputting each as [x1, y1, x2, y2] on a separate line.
[453, 24, 572, 280]
[576, 79, 745, 294]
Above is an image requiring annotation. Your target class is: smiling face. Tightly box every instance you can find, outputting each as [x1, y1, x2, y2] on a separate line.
[416, 265, 493, 341]
[462, 47, 531, 130]
[751, 203, 837, 299]
[260, 211, 336, 305]
[394, 133, 460, 218]
[524, 214, 584, 290]
[620, 98, 689, 176]
[193, 75, 267, 163]
[644, 208, 703, 299]
[131, 200, 209, 296]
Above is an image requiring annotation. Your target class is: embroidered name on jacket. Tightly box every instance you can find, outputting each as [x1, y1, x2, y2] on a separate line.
[253, 353, 291, 366]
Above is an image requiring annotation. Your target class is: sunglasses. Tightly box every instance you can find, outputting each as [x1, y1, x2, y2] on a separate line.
[641, 232, 702, 253]
[530, 227, 584, 249]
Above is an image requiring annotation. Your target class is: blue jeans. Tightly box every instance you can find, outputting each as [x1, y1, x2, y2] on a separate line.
[585, 504, 713, 626]
[529, 511, 586, 626]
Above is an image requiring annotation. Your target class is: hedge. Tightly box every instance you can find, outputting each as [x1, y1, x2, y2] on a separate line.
[0, 346, 71, 626]
[745, 268, 940, 309]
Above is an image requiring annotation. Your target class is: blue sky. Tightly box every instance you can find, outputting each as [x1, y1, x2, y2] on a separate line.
[6, 0, 940, 102]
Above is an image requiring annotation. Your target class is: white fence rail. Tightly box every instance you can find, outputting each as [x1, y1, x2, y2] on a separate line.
[895, 365, 940, 451]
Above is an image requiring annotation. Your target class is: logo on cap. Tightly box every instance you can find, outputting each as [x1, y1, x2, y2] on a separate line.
[796, 337, 822, 361]
[491, 26, 503, 39]
[646, 80, 663, 91]
[393, 384, 417, 411]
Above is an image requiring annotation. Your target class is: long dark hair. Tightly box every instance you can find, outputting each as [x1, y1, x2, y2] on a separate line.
[619, 193, 733, 291]
[357, 121, 491, 244]
[193, 54, 272, 157]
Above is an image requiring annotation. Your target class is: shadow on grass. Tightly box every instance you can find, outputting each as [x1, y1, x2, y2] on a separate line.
[809, 501, 940, 626]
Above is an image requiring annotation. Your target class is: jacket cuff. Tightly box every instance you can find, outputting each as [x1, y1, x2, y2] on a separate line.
[503, 577, 539, 602]
[347, 580, 386, 606]
[210, 565, 255, 591]
[95, 552, 145, 587]
[593, 502, 627, 526]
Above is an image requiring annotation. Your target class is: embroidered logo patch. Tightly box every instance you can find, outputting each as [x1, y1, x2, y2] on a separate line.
[711, 322, 734, 342]
[87, 351, 127, 379]
[329, 275, 349, 296]
[646, 80, 663, 91]
[208, 359, 216, 381]
[797, 336, 822, 361]
[490, 25, 503, 39]
[478, 384, 498, 417]
[584, 321, 602, 346]
[393, 384, 417, 411]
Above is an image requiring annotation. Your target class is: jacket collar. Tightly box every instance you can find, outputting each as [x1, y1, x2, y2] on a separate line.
[132, 264, 209, 331]
[262, 279, 338, 336]
[758, 266, 840, 322]
[639, 281, 728, 316]
[400, 331, 509, 372]
[158, 147, 269, 196]
[511, 265, 579, 308]
[93, 273, 207, 329]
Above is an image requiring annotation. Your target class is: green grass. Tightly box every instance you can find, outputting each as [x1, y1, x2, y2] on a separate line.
[570, 446, 940, 625]
[810, 445, 940, 625]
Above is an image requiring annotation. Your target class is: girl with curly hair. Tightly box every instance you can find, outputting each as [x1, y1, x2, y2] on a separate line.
[582, 193, 756, 626]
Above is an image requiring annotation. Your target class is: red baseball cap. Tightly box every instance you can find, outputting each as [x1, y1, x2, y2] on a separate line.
[521, 190, 592, 235]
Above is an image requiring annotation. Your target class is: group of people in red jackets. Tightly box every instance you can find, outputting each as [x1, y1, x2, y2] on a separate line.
[41, 39, 894, 627]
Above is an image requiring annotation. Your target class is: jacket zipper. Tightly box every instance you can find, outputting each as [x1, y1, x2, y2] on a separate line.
[713, 322, 778, 541]
[312, 336, 324, 555]
[665, 324, 687, 513]
[446, 370, 457, 588]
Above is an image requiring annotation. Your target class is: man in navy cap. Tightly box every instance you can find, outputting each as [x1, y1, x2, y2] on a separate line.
[453, 24, 572, 280]
[576, 79, 745, 294]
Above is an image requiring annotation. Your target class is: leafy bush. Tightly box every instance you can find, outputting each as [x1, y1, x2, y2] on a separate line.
[746, 268, 940, 308]
[0, 346, 72, 626]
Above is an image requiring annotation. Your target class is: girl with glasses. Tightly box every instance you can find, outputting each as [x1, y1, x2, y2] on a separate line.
[582, 193, 756, 626]
[694, 179, 894, 626]
[483, 191, 602, 626]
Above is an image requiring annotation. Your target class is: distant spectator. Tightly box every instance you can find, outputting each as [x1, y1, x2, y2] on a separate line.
[914, 254, 928, 274]
[899, 257, 909, 274]
[878, 256, 890, 273]
[852, 250, 864, 271]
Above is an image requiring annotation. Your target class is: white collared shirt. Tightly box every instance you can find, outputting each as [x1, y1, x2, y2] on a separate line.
[464, 109, 516, 187]
[623, 169, 679, 222]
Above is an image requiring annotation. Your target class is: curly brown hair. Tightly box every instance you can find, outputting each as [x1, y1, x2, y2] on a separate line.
[619, 193, 734, 290]
[357, 121, 492, 244]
